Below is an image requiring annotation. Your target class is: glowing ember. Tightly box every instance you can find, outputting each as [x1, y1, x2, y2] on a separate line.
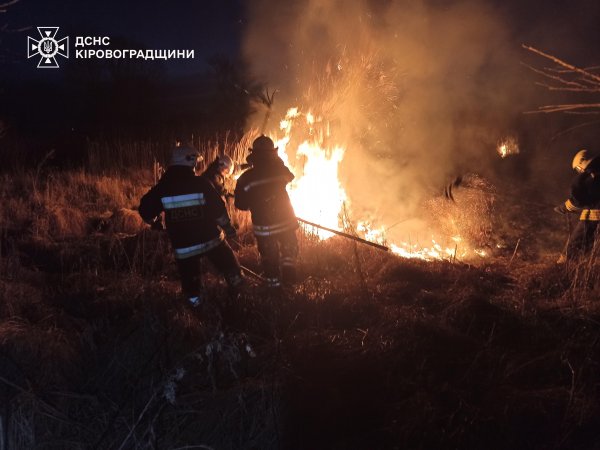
[357, 221, 386, 244]
[497, 136, 519, 158]
[390, 242, 458, 261]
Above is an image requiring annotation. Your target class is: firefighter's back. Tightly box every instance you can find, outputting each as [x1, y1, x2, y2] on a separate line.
[235, 156, 296, 228]
[151, 166, 226, 252]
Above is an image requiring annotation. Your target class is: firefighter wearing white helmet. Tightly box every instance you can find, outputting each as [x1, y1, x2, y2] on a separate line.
[201, 154, 235, 199]
[555, 149, 600, 261]
[139, 143, 242, 308]
[170, 141, 203, 169]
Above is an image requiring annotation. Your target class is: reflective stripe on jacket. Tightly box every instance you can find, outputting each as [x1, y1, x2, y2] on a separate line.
[253, 219, 298, 236]
[173, 232, 224, 259]
[580, 209, 600, 221]
[566, 157, 600, 221]
[234, 153, 298, 230]
[139, 165, 232, 252]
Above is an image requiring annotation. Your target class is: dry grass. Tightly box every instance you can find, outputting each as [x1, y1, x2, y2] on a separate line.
[428, 173, 496, 248]
[1, 141, 600, 449]
[0, 168, 152, 242]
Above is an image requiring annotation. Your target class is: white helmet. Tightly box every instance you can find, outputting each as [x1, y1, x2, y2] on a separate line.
[217, 154, 234, 176]
[572, 149, 591, 173]
[170, 144, 201, 167]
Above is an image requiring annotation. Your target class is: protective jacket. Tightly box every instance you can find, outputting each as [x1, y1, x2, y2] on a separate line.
[201, 159, 227, 197]
[563, 157, 600, 221]
[139, 165, 233, 259]
[234, 153, 298, 236]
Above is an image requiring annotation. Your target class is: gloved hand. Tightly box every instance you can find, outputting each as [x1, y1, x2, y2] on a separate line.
[553, 204, 568, 215]
[222, 222, 237, 239]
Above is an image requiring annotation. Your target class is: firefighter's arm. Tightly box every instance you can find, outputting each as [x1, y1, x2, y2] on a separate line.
[210, 173, 227, 197]
[215, 211, 236, 238]
[555, 176, 586, 214]
[205, 182, 237, 238]
[233, 178, 250, 211]
[555, 198, 581, 214]
[139, 186, 163, 224]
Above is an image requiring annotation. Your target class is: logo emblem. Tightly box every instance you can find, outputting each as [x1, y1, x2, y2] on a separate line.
[27, 27, 69, 68]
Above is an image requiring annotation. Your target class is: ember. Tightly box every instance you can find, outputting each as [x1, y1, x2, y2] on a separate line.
[497, 135, 520, 158]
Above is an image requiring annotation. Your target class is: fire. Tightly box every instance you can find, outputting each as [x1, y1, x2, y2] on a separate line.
[275, 108, 346, 239]
[270, 107, 489, 261]
[497, 135, 519, 158]
[390, 242, 457, 261]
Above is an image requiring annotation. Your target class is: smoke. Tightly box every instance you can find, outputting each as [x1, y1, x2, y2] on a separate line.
[242, 0, 531, 234]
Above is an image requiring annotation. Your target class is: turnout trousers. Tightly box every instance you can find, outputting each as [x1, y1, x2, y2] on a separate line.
[255, 229, 298, 286]
[175, 241, 242, 299]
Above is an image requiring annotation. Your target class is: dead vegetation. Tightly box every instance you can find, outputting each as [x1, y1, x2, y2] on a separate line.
[523, 45, 600, 114]
[1, 142, 600, 449]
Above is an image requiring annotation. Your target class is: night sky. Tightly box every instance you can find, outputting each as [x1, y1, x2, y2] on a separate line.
[1, 0, 600, 80]
[1, 0, 244, 78]
[1, 0, 600, 157]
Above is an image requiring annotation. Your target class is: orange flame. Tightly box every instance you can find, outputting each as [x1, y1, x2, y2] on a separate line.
[271, 106, 488, 260]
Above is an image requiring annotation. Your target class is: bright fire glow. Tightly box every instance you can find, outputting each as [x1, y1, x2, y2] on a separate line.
[271, 106, 489, 261]
[497, 136, 519, 158]
[275, 108, 346, 239]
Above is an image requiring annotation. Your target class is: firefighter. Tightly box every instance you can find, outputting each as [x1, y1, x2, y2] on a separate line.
[555, 149, 600, 262]
[234, 135, 298, 287]
[201, 154, 235, 199]
[139, 143, 243, 307]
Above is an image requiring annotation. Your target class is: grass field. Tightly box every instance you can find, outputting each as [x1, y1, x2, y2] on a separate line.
[1, 146, 600, 449]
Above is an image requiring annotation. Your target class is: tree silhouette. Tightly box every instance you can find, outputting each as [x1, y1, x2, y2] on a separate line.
[206, 54, 264, 138]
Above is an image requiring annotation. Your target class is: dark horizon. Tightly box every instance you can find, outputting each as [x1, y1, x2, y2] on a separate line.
[1, 0, 245, 80]
[1, 0, 600, 175]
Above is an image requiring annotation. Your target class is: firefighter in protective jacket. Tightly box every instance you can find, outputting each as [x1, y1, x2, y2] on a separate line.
[139, 143, 242, 306]
[201, 154, 235, 199]
[234, 135, 298, 287]
[555, 149, 600, 261]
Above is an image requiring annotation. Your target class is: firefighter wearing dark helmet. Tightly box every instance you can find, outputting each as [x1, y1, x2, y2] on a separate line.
[555, 149, 600, 262]
[234, 135, 299, 287]
[139, 143, 242, 306]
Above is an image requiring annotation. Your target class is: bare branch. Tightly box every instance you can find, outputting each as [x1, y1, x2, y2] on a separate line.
[551, 65, 600, 73]
[534, 82, 600, 93]
[0, 0, 19, 13]
[522, 44, 600, 84]
[525, 103, 600, 114]
[521, 62, 588, 89]
[564, 111, 600, 115]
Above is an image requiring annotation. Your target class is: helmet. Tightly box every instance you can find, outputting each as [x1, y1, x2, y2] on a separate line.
[170, 144, 201, 167]
[251, 135, 277, 154]
[217, 154, 234, 176]
[572, 149, 591, 173]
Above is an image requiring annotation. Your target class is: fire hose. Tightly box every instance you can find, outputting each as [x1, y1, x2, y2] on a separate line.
[296, 217, 389, 252]
[239, 264, 266, 283]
